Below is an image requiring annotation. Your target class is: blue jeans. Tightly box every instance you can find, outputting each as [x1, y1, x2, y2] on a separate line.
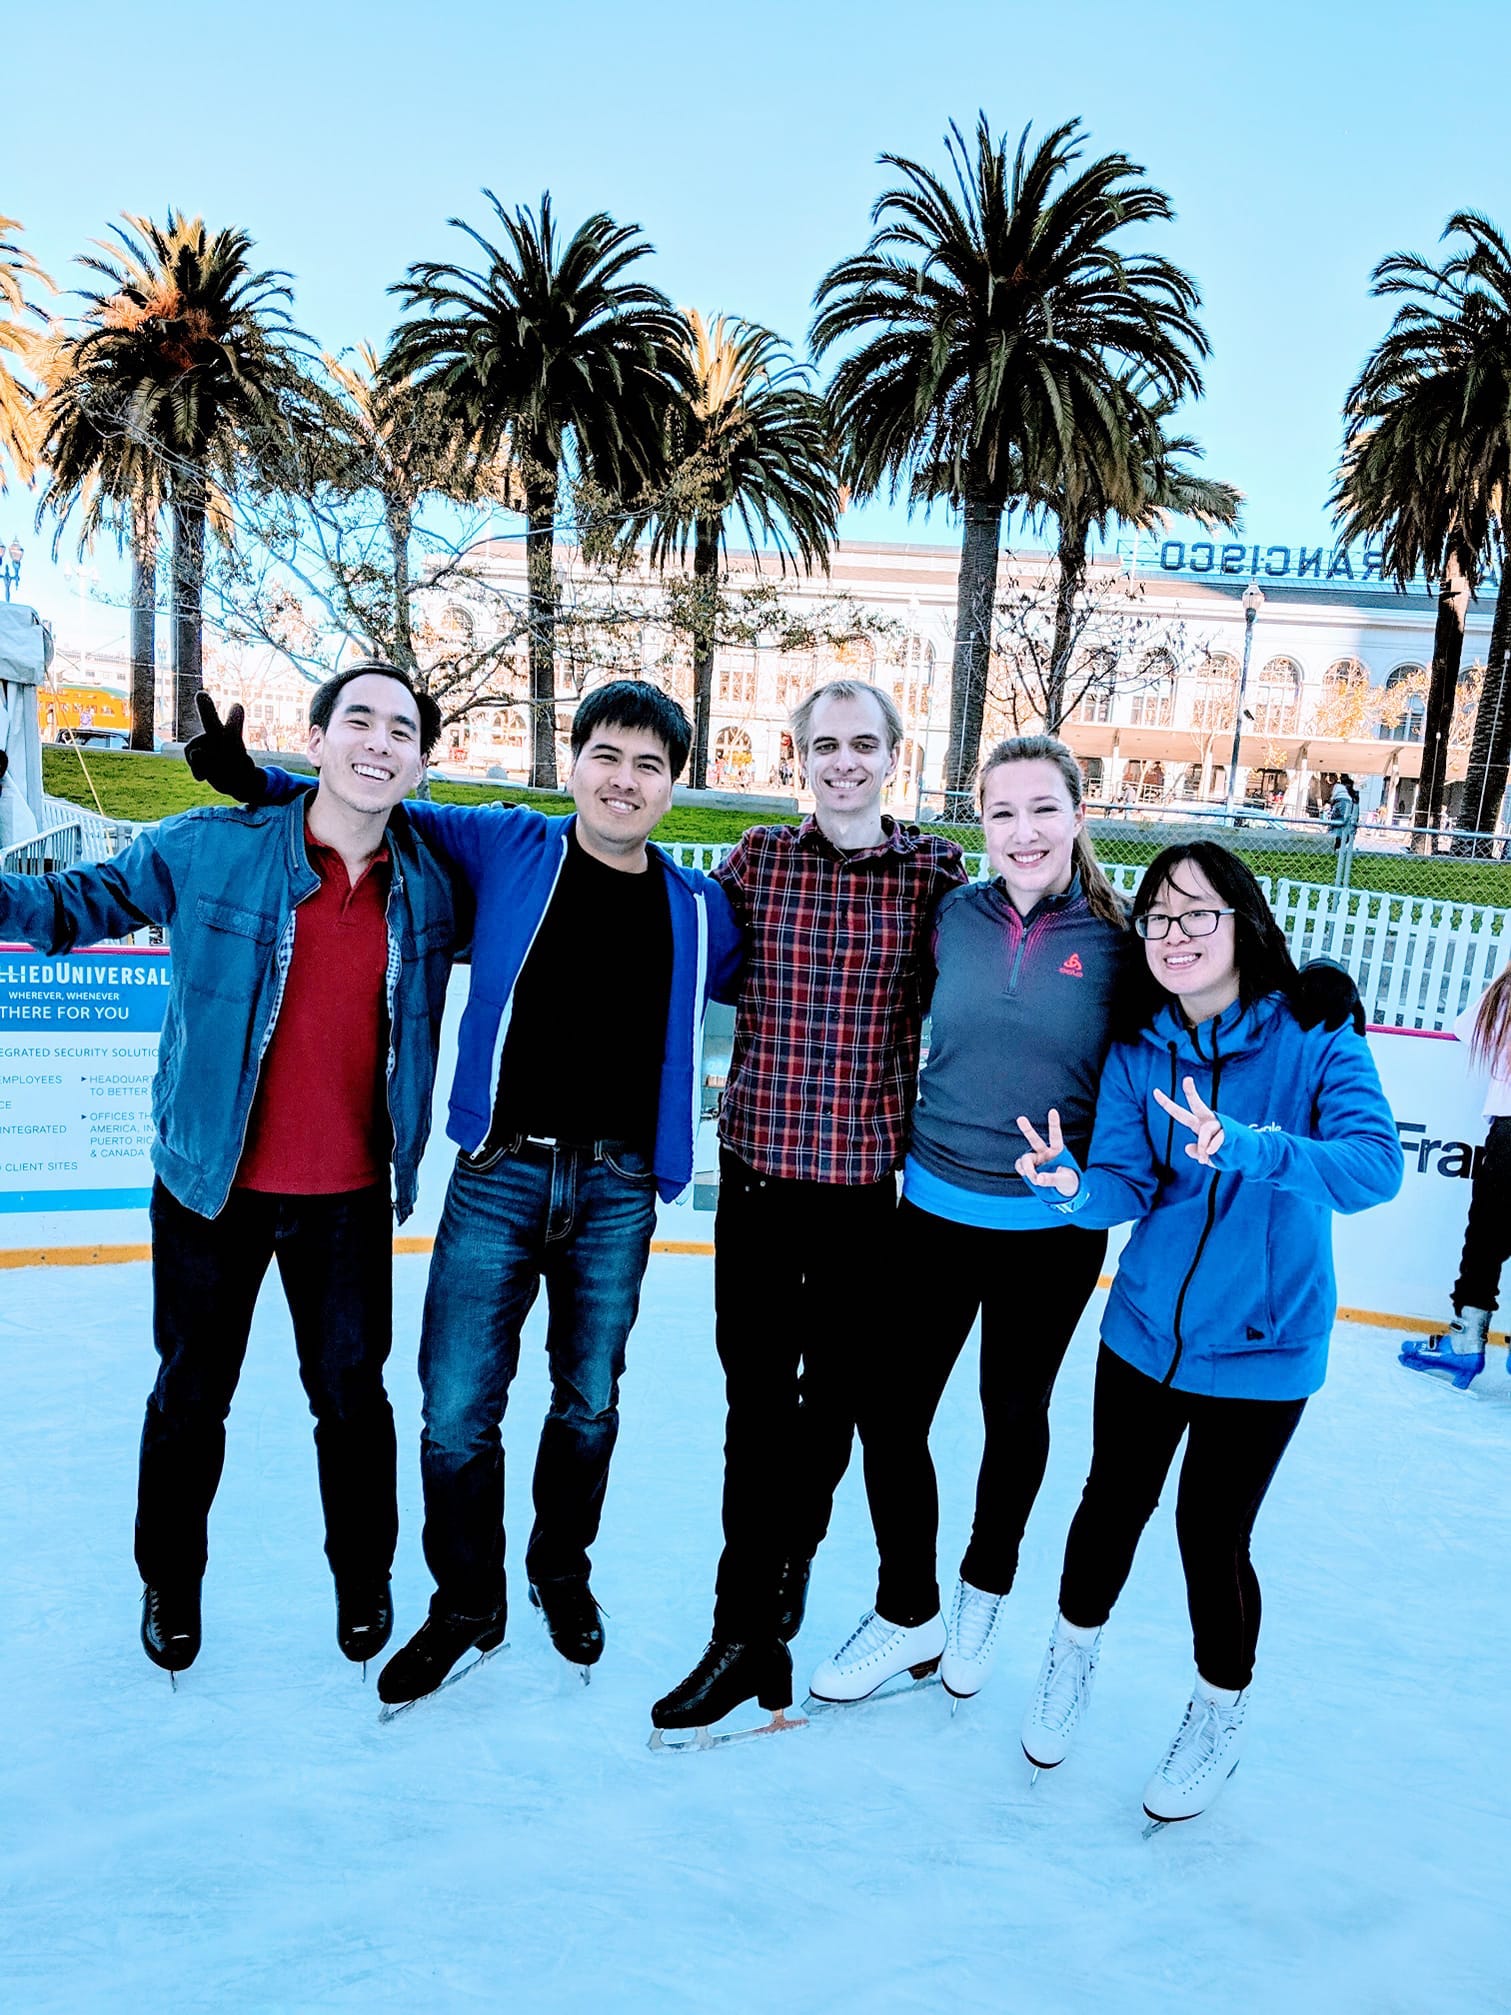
[418, 1138, 659, 1619]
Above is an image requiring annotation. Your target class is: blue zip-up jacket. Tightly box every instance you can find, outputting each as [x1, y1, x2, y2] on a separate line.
[253, 771, 744, 1203]
[1053, 992, 1403, 1399]
[0, 799, 461, 1221]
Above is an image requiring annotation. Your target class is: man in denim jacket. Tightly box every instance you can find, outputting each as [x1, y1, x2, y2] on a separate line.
[0, 662, 462, 1678]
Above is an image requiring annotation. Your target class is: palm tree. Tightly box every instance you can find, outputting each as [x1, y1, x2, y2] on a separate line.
[1333, 361, 1491, 839]
[631, 311, 840, 786]
[0, 215, 54, 489]
[1038, 384, 1240, 730]
[387, 194, 687, 786]
[38, 213, 305, 740]
[812, 115, 1208, 796]
[36, 337, 166, 750]
[1343, 213, 1511, 854]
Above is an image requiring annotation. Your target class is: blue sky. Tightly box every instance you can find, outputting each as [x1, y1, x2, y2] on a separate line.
[7, 0, 1510, 653]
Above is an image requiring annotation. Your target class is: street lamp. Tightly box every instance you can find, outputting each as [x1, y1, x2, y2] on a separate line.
[1223, 579, 1266, 815]
[0, 538, 22, 602]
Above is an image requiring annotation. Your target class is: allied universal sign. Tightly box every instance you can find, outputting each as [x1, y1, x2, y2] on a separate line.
[0, 944, 167, 1212]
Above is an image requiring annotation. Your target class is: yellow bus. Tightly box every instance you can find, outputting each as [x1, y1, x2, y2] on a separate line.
[39, 685, 132, 742]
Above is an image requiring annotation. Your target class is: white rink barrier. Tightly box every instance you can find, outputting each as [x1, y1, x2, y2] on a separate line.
[0, 953, 1500, 1335]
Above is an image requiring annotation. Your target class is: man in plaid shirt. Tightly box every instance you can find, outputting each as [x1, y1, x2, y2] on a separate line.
[652, 679, 966, 1740]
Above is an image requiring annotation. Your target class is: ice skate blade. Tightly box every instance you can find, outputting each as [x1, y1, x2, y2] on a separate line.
[580, 1667, 592, 1687]
[804, 1665, 944, 1714]
[169, 1670, 177, 1693]
[647, 1709, 807, 1754]
[377, 1641, 507, 1723]
[1142, 1817, 1173, 1840]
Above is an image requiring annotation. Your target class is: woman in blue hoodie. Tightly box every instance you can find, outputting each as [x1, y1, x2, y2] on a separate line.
[1014, 840, 1402, 1828]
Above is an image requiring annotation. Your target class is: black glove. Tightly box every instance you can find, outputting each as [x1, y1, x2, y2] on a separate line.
[1292, 959, 1365, 1036]
[0, 746, 8, 783]
[184, 691, 267, 804]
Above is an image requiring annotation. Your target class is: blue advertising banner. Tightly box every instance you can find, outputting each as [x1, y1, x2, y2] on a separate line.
[0, 946, 169, 1212]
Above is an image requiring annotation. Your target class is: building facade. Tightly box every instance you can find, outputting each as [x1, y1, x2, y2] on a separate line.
[429, 536, 1498, 822]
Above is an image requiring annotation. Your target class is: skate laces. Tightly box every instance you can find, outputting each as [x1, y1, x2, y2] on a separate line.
[1036, 1633, 1094, 1730]
[1158, 1692, 1241, 1787]
[950, 1582, 1004, 1661]
[834, 1610, 894, 1667]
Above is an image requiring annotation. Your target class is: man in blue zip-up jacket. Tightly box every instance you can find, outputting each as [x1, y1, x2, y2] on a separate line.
[189, 680, 742, 1704]
[0, 663, 461, 1680]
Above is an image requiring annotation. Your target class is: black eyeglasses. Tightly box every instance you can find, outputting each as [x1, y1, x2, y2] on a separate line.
[1135, 908, 1236, 941]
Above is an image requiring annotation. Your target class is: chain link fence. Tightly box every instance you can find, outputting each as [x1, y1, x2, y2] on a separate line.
[915, 792, 1511, 910]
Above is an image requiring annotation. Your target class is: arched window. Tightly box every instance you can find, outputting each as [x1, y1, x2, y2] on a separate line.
[1072, 648, 1118, 725]
[1189, 651, 1239, 729]
[441, 604, 475, 642]
[1128, 649, 1176, 728]
[716, 650, 758, 707]
[1252, 657, 1302, 735]
[1379, 663, 1428, 742]
[891, 635, 936, 719]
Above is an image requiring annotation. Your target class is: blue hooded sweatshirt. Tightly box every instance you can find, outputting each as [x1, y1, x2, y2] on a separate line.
[252, 772, 743, 1203]
[1052, 992, 1403, 1400]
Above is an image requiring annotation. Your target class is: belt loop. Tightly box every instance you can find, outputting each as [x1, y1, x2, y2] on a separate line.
[593, 1140, 604, 1165]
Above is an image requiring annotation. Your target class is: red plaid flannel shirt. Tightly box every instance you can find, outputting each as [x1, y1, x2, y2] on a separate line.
[712, 817, 967, 1185]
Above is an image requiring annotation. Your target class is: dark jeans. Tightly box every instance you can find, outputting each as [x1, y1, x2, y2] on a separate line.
[137, 1180, 396, 1592]
[1059, 1344, 1306, 1692]
[417, 1138, 658, 1619]
[712, 1147, 897, 1639]
[1453, 1116, 1511, 1314]
[858, 1201, 1107, 1626]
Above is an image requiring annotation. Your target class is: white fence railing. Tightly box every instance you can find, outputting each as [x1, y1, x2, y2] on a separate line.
[662, 844, 1506, 1033]
[2, 827, 1501, 1035]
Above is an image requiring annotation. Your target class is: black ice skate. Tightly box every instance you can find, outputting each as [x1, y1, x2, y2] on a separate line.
[376, 1607, 506, 1718]
[648, 1638, 804, 1752]
[141, 1583, 201, 1685]
[529, 1577, 605, 1681]
[336, 1578, 394, 1676]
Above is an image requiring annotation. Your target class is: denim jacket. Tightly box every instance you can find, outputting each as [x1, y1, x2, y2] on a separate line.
[0, 799, 460, 1220]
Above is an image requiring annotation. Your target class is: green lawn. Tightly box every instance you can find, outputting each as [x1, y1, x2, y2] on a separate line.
[41, 748, 1511, 907]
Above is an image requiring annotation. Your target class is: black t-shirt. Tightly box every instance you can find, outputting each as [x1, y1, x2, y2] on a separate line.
[488, 829, 673, 1149]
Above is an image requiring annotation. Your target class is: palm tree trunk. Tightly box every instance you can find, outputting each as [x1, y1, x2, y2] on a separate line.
[1047, 509, 1091, 733]
[1413, 536, 1472, 844]
[944, 491, 1005, 800]
[1453, 558, 1511, 857]
[384, 495, 417, 673]
[171, 483, 206, 743]
[524, 459, 560, 789]
[689, 519, 720, 789]
[128, 513, 158, 752]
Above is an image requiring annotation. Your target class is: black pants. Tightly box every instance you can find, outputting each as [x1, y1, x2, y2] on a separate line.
[857, 1201, 1107, 1626]
[137, 1181, 397, 1593]
[712, 1147, 896, 1639]
[1453, 1116, 1511, 1314]
[1058, 1344, 1305, 1692]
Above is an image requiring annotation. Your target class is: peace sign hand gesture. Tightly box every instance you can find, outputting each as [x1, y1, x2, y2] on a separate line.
[1015, 1109, 1080, 1198]
[1152, 1076, 1227, 1166]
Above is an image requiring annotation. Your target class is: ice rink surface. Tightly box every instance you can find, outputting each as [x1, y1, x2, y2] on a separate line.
[2, 1252, 1507, 2015]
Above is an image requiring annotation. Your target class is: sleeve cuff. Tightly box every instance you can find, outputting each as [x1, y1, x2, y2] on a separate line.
[1209, 1114, 1262, 1175]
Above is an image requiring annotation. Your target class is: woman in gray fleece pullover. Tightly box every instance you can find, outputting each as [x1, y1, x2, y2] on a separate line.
[806, 736, 1136, 1710]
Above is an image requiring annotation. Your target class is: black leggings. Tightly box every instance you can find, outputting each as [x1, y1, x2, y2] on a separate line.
[1453, 1116, 1511, 1315]
[1059, 1344, 1306, 1692]
[856, 1200, 1107, 1627]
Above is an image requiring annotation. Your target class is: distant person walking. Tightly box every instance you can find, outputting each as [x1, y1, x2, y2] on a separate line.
[1328, 774, 1360, 851]
[1400, 962, 1511, 1391]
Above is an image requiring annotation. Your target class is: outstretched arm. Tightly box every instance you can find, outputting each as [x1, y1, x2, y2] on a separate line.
[0, 826, 179, 954]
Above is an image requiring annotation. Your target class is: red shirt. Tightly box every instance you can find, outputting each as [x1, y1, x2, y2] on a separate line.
[235, 836, 392, 1196]
[712, 817, 966, 1185]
